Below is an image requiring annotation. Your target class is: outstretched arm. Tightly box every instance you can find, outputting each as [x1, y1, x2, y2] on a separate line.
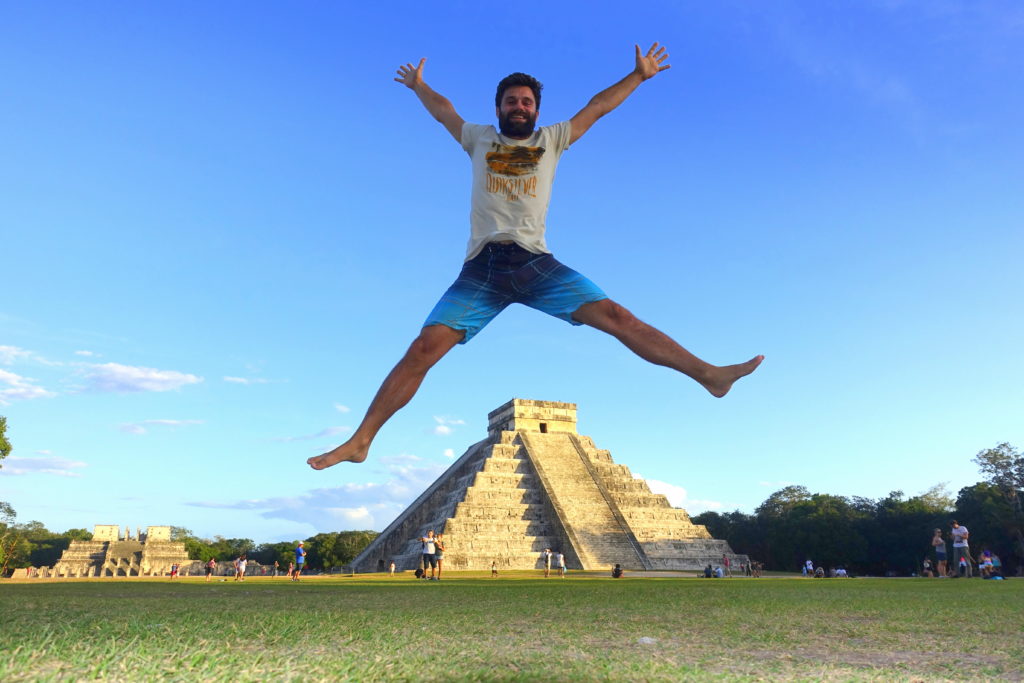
[395, 58, 465, 143]
[569, 43, 670, 144]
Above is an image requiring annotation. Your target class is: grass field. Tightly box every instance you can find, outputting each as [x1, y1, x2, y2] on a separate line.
[2, 572, 1022, 681]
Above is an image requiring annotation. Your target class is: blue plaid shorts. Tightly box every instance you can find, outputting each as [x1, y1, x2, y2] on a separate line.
[423, 242, 608, 344]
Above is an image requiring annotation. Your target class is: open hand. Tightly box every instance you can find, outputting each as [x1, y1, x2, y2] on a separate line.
[634, 42, 670, 81]
[395, 58, 426, 89]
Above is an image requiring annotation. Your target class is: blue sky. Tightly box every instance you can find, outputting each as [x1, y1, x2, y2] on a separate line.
[2, 1, 1021, 543]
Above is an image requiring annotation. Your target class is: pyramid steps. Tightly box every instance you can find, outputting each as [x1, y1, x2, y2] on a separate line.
[350, 400, 748, 573]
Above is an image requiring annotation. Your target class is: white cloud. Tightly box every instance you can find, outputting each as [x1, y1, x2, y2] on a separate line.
[334, 403, 351, 413]
[0, 346, 33, 364]
[0, 345, 62, 367]
[443, 448, 455, 459]
[638, 475, 728, 515]
[188, 459, 448, 532]
[224, 376, 269, 385]
[641, 477, 688, 508]
[74, 350, 98, 357]
[685, 499, 726, 514]
[0, 369, 56, 405]
[84, 363, 203, 393]
[119, 419, 204, 435]
[432, 416, 465, 436]
[35, 449, 53, 455]
[272, 426, 352, 443]
[2, 455, 87, 477]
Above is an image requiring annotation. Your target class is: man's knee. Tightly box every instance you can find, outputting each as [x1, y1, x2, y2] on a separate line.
[406, 325, 463, 364]
[574, 299, 639, 332]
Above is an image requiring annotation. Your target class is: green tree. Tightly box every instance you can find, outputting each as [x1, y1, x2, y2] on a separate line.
[0, 501, 21, 576]
[956, 482, 1019, 574]
[252, 542, 296, 571]
[64, 528, 94, 542]
[972, 442, 1024, 567]
[0, 415, 12, 465]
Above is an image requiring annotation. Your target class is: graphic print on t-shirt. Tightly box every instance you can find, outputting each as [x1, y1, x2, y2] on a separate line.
[485, 142, 545, 201]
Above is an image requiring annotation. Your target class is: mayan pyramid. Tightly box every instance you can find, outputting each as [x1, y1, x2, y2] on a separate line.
[351, 399, 747, 572]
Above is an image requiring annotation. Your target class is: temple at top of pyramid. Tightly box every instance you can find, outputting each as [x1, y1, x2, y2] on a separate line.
[351, 399, 747, 572]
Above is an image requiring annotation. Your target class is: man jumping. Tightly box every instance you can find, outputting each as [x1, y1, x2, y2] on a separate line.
[309, 43, 762, 471]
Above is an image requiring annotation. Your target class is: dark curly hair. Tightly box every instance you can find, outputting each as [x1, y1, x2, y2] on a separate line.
[495, 72, 543, 109]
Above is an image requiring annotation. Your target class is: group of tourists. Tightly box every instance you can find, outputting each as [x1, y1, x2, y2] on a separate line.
[928, 520, 1004, 579]
[541, 548, 567, 577]
[416, 530, 445, 580]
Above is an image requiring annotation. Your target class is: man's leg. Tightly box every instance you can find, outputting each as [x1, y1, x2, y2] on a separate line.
[571, 299, 763, 398]
[308, 324, 464, 469]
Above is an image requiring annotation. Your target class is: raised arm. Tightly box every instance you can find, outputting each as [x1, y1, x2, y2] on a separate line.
[569, 43, 671, 144]
[395, 58, 465, 143]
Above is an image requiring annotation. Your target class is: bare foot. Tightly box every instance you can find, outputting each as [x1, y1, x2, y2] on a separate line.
[307, 439, 369, 470]
[702, 355, 764, 398]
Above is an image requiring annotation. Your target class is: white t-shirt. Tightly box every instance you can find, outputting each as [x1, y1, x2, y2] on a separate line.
[951, 525, 969, 547]
[422, 537, 436, 554]
[461, 121, 573, 260]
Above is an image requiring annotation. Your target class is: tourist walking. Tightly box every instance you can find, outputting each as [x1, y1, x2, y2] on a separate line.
[234, 555, 247, 581]
[306, 42, 763, 473]
[205, 557, 216, 582]
[556, 551, 566, 577]
[542, 548, 552, 578]
[293, 541, 305, 581]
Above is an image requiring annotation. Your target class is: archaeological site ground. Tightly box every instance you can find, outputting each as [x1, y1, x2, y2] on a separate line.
[2, 574, 1021, 681]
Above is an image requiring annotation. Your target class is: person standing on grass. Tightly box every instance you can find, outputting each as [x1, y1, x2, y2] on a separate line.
[293, 542, 306, 581]
[434, 533, 446, 581]
[205, 557, 216, 582]
[491, 560, 498, 578]
[306, 42, 763, 473]
[931, 528, 947, 577]
[542, 548, 552, 578]
[420, 530, 438, 580]
[389, 560, 396, 577]
[950, 520, 971, 578]
[556, 551, 566, 577]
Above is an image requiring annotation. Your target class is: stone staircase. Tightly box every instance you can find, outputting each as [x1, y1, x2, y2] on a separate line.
[521, 431, 648, 570]
[349, 399, 749, 573]
[573, 435, 746, 571]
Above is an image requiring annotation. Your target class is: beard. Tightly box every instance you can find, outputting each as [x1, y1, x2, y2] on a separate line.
[498, 110, 538, 138]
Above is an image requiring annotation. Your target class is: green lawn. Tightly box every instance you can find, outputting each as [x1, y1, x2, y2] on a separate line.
[2, 572, 1021, 681]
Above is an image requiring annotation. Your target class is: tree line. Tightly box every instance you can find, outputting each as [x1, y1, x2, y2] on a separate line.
[693, 443, 1023, 576]
[170, 527, 379, 571]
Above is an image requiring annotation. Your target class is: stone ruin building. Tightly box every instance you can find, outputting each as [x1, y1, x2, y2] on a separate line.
[47, 524, 192, 578]
[351, 399, 748, 573]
